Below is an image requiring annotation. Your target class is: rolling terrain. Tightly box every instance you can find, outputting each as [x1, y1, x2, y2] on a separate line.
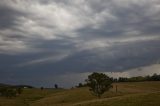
[1, 81, 160, 106]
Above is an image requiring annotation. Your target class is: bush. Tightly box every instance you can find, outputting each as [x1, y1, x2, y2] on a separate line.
[0, 87, 23, 98]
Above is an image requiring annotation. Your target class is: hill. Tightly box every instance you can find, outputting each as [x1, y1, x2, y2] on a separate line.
[0, 83, 11, 87]
[1, 81, 160, 106]
[12, 85, 34, 88]
[31, 81, 160, 106]
[0, 83, 34, 88]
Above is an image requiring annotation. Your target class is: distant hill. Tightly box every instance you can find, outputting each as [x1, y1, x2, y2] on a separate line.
[0, 83, 34, 88]
[0, 83, 11, 87]
[13, 85, 34, 88]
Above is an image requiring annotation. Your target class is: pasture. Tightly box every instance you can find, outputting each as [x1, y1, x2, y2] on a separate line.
[1, 81, 160, 106]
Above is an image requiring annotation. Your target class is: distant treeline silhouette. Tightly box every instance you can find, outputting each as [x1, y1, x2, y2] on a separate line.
[0, 87, 23, 98]
[0, 85, 34, 98]
[111, 73, 160, 82]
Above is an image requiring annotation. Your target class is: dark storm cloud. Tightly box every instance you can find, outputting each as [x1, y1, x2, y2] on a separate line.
[0, 7, 21, 29]
[0, 0, 160, 87]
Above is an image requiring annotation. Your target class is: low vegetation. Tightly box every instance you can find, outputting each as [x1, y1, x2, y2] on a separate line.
[0, 88, 64, 106]
[1, 81, 159, 106]
[0, 87, 23, 98]
[1, 73, 160, 106]
[115, 73, 160, 82]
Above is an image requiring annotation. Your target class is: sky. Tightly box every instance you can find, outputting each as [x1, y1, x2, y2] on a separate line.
[0, 0, 160, 88]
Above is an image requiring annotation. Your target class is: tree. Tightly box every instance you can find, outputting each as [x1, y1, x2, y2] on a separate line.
[16, 87, 23, 94]
[151, 73, 160, 81]
[40, 87, 44, 90]
[86, 72, 112, 98]
[0, 87, 17, 98]
[54, 84, 58, 89]
[76, 83, 86, 88]
[78, 83, 83, 87]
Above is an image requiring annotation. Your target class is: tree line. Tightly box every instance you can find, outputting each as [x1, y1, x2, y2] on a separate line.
[0, 87, 23, 98]
[112, 73, 160, 82]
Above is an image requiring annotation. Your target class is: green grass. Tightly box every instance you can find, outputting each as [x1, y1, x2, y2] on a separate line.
[1, 81, 160, 106]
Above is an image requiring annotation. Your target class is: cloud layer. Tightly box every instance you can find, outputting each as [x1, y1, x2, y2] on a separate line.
[0, 0, 160, 87]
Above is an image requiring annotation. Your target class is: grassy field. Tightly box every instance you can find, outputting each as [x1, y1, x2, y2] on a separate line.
[0, 89, 65, 106]
[1, 81, 160, 106]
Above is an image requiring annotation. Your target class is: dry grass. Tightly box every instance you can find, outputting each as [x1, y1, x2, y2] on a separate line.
[1, 81, 160, 106]
[74, 92, 160, 106]
[0, 88, 64, 106]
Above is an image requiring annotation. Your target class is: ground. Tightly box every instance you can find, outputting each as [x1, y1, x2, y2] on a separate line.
[0, 81, 160, 106]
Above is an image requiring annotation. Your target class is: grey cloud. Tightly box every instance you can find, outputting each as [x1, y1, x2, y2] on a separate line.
[76, 0, 160, 39]
[0, 0, 160, 87]
[0, 7, 22, 29]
